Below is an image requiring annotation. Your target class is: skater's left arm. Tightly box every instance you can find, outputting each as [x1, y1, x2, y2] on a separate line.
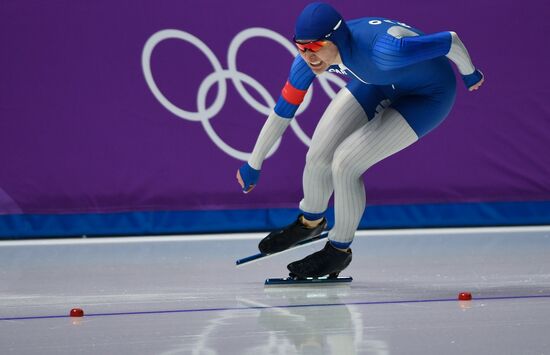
[372, 31, 484, 90]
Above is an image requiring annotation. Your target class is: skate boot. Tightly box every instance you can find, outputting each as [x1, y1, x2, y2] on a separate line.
[258, 215, 327, 254]
[287, 241, 352, 279]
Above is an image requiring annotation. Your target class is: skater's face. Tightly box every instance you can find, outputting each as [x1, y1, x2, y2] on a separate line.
[295, 40, 340, 74]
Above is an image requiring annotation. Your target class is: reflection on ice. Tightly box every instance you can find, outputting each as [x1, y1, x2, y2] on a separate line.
[1, 227, 550, 354]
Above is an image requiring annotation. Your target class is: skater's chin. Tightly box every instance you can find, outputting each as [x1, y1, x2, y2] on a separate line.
[308, 62, 328, 73]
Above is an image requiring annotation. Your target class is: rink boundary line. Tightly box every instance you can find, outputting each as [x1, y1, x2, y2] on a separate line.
[1, 225, 549, 247]
[2, 294, 550, 321]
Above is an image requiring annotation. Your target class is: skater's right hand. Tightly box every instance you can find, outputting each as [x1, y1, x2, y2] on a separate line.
[237, 163, 260, 194]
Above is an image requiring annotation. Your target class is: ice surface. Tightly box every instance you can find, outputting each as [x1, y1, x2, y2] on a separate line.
[1, 227, 550, 354]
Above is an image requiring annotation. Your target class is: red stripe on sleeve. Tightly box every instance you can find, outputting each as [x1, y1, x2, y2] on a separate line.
[281, 80, 307, 106]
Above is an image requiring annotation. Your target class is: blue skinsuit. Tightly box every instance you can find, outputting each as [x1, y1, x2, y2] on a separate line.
[275, 17, 458, 137]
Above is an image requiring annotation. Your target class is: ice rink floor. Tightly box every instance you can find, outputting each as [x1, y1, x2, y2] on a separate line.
[1, 226, 550, 354]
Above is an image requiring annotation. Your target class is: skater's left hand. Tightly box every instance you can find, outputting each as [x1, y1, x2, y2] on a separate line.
[237, 163, 260, 194]
[463, 69, 484, 91]
[469, 76, 484, 91]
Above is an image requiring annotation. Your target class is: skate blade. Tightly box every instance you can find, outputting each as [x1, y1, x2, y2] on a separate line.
[235, 232, 328, 268]
[264, 276, 353, 286]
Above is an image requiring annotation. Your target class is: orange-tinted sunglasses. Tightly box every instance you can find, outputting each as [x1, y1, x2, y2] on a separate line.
[294, 19, 342, 53]
[294, 39, 328, 53]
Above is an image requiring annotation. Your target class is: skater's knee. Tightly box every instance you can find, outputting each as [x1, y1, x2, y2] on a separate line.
[331, 157, 351, 179]
[331, 149, 361, 178]
[305, 148, 332, 172]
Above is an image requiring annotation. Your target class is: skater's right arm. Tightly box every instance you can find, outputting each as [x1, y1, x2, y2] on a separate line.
[237, 56, 315, 193]
[237, 111, 290, 193]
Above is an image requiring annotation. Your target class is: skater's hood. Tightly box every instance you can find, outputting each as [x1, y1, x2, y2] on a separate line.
[294, 3, 351, 50]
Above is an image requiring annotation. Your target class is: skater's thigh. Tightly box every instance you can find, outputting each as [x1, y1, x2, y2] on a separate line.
[391, 93, 456, 138]
[308, 86, 368, 158]
[332, 108, 418, 173]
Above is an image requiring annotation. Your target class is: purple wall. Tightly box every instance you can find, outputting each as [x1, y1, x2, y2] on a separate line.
[1, 1, 549, 235]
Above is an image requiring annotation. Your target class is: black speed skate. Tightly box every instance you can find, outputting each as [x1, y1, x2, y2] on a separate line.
[258, 215, 327, 254]
[287, 241, 352, 279]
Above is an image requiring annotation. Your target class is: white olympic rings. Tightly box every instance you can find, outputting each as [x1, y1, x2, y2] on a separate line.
[142, 27, 347, 161]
